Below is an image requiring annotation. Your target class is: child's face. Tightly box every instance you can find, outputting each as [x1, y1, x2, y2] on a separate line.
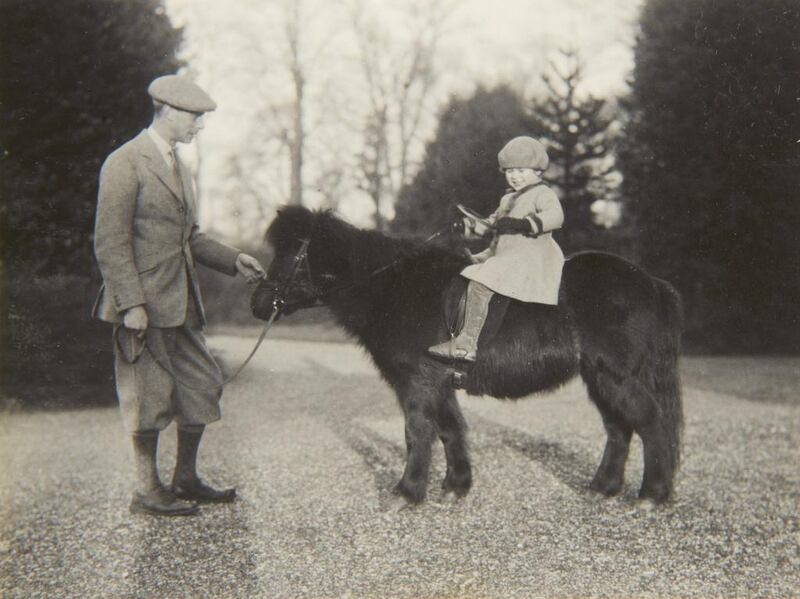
[504, 168, 540, 191]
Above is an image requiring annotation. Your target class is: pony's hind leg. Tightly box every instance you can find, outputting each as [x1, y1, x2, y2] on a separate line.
[587, 378, 674, 503]
[583, 369, 634, 498]
[590, 409, 633, 497]
[435, 389, 472, 497]
[638, 423, 675, 503]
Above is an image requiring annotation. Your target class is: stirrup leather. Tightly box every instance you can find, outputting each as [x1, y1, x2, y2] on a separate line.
[428, 281, 493, 362]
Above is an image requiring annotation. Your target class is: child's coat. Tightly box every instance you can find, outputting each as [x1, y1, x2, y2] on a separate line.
[461, 183, 564, 304]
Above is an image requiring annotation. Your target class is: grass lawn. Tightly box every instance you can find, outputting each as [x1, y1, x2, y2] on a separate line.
[680, 355, 800, 405]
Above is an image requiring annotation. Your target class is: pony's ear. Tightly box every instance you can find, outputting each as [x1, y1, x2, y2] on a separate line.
[266, 205, 315, 248]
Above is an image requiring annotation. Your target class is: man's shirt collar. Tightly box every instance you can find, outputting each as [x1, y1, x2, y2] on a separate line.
[147, 126, 174, 166]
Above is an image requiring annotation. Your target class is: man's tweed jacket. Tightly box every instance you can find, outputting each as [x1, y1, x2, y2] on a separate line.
[93, 130, 240, 327]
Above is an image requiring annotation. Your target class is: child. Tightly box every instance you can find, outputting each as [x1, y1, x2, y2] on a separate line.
[428, 136, 565, 362]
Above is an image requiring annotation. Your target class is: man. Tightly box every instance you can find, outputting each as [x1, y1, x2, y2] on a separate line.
[93, 74, 265, 516]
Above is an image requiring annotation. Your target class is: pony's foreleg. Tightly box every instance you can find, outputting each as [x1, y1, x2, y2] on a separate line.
[436, 390, 472, 497]
[394, 392, 436, 504]
[590, 411, 632, 497]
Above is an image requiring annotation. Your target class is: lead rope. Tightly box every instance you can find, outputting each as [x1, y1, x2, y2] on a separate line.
[128, 240, 313, 392]
[141, 223, 456, 389]
[119, 298, 280, 393]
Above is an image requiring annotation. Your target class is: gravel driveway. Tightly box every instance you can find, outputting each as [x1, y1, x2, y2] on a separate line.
[1, 335, 798, 598]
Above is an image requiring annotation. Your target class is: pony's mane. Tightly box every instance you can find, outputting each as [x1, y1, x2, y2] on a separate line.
[269, 206, 463, 280]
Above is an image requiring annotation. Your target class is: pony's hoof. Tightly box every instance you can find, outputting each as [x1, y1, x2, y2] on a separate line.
[441, 478, 471, 498]
[385, 494, 414, 512]
[589, 478, 623, 497]
[437, 490, 466, 506]
[585, 489, 612, 503]
[391, 482, 425, 505]
[632, 498, 658, 513]
[638, 483, 671, 505]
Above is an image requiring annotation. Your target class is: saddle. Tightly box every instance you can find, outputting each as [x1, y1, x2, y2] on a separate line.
[442, 275, 469, 336]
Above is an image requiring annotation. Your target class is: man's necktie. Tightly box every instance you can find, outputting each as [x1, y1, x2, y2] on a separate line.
[168, 148, 185, 199]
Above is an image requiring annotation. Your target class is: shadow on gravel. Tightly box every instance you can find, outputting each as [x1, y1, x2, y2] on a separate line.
[124, 512, 260, 597]
[503, 435, 593, 494]
[326, 418, 406, 509]
[470, 414, 597, 496]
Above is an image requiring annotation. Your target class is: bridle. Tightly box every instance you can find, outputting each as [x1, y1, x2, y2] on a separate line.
[264, 222, 457, 315]
[257, 236, 334, 316]
[121, 239, 315, 393]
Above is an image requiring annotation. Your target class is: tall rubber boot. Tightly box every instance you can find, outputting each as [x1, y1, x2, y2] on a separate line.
[428, 281, 493, 362]
[171, 426, 236, 503]
[129, 431, 198, 516]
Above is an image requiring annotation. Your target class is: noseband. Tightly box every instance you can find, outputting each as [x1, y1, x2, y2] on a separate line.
[261, 237, 325, 316]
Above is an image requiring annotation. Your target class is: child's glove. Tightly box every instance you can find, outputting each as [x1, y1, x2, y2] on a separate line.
[495, 217, 532, 235]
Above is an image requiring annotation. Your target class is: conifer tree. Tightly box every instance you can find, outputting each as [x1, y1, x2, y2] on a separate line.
[0, 0, 182, 276]
[0, 0, 183, 404]
[528, 50, 620, 253]
[392, 86, 531, 236]
[619, 0, 800, 351]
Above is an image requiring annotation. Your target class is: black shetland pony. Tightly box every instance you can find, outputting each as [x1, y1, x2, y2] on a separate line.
[252, 206, 683, 505]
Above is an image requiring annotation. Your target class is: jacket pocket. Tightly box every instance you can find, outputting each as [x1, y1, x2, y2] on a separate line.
[134, 245, 181, 274]
[135, 252, 165, 274]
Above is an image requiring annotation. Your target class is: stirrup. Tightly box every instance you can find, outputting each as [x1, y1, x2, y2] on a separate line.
[450, 369, 468, 389]
[427, 341, 476, 363]
[450, 348, 476, 362]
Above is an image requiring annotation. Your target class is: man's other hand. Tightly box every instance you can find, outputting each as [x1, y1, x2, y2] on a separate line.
[123, 305, 149, 336]
[236, 253, 266, 284]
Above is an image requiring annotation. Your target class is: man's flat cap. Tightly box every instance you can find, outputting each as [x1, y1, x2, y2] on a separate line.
[147, 75, 217, 112]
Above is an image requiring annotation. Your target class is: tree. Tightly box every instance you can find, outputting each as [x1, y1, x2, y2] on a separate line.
[392, 85, 531, 237]
[619, 0, 800, 352]
[188, 0, 347, 229]
[231, 0, 312, 208]
[285, 0, 307, 206]
[0, 0, 182, 276]
[528, 49, 621, 254]
[0, 0, 183, 404]
[348, 0, 455, 230]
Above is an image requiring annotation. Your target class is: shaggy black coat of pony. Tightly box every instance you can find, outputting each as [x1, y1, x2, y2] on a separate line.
[252, 206, 684, 504]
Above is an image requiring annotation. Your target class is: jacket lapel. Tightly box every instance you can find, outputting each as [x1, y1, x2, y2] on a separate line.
[176, 159, 195, 236]
[176, 159, 194, 210]
[135, 130, 184, 203]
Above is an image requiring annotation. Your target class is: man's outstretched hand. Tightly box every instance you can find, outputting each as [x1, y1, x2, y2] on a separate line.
[235, 253, 266, 284]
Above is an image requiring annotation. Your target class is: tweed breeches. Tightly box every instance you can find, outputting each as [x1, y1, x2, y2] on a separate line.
[113, 315, 223, 432]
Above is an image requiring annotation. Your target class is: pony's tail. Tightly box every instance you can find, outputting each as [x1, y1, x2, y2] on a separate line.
[652, 278, 684, 475]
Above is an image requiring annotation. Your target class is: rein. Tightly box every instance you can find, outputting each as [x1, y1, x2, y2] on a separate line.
[138, 222, 455, 388]
[155, 308, 280, 392]
[277, 224, 455, 313]
[121, 239, 312, 391]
